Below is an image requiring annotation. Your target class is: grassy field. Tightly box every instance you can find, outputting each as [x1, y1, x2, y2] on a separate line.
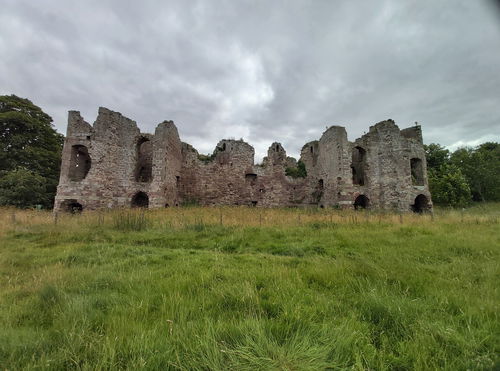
[0, 205, 498, 370]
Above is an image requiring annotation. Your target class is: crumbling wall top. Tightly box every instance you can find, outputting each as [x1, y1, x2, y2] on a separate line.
[400, 125, 423, 143]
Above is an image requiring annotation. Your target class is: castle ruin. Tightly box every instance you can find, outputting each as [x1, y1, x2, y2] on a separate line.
[54, 107, 432, 212]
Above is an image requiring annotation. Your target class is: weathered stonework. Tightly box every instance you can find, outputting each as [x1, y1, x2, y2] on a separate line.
[55, 107, 432, 212]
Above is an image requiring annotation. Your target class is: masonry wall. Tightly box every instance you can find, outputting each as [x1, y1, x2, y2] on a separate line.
[55, 108, 182, 211]
[55, 108, 432, 213]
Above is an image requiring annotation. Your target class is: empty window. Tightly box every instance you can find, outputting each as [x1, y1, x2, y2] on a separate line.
[68, 145, 91, 181]
[410, 158, 424, 186]
[131, 192, 149, 208]
[135, 138, 152, 182]
[351, 147, 366, 186]
[354, 195, 369, 210]
[412, 194, 429, 213]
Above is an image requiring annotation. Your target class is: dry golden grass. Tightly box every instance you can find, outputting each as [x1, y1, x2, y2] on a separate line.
[1, 204, 498, 237]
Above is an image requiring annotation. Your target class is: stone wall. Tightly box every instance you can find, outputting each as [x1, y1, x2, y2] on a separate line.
[55, 108, 432, 212]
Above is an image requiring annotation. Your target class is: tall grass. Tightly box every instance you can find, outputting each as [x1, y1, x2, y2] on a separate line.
[111, 209, 150, 231]
[0, 204, 499, 369]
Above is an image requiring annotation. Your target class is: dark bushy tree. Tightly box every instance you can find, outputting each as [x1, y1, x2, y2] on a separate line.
[0, 95, 64, 208]
[425, 142, 499, 206]
[428, 164, 471, 207]
[451, 143, 500, 202]
[285, 160, 307, 178]
[0, 168, 50, 208]
[424, 143, 450, 171]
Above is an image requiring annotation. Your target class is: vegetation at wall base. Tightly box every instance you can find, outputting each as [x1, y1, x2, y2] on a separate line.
[0, 205, 498, 370]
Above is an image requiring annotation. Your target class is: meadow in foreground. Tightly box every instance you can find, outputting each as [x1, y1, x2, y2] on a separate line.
[0, 205, 498, 370]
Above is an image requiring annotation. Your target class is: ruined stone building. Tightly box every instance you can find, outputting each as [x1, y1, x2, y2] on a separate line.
[54, 107, 432, 213]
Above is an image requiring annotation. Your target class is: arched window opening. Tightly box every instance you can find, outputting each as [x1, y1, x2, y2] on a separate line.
[351, 147, 366, 186]
[410, 158, 424, 186]
[131, 192, 149, 208]
[69, 145, 91, 181]
[354, 195, 369, 210]
[61, 199, 83, 213]
[412, 194, 429, 213]
[135, 138, 152, 183]
[318, 179, 324, 190]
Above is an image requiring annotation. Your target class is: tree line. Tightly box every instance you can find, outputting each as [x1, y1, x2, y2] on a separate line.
[0, 94, 498, 209]
[424, 142, 499, 207]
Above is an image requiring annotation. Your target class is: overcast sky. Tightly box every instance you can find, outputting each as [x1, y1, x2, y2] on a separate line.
[1, 0, 499, 160]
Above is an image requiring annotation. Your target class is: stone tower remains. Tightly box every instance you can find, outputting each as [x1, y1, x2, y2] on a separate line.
[55, 107, 432, 212]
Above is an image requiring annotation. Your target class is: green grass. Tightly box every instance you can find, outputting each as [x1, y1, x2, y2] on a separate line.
[0, 205, 499, 370]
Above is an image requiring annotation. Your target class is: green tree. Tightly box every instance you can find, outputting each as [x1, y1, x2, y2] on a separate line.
[428, 164, 471, 207]
[451, 143, 500, 201]
[424, 143, 450, 171]
[0, 95, 64, 208]
[0, 168, 50, 208]
[285, 160, 307, 178]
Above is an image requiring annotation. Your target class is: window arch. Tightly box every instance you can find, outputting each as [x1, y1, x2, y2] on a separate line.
[410, 158, 424, 185]
[351, 146, 366, 186]
[68, 145, 91, 181]
[135, 138, 152, 182]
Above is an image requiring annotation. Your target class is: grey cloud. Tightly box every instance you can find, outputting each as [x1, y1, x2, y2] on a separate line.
[0, 0, 499, 160]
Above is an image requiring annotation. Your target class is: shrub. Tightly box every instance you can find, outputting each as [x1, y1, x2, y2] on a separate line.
[428, 164, 471, 207]
[0, 168, 51, 208]
[197, 153, 215, 164]
[285, 160, 307, 178]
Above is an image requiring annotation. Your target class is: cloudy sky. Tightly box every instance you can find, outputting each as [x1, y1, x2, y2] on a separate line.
[1, 0, 499, 160]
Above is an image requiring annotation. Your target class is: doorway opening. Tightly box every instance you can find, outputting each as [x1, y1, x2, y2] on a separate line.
[354, 195, 369, 210]
[131, 192, 149, 208]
